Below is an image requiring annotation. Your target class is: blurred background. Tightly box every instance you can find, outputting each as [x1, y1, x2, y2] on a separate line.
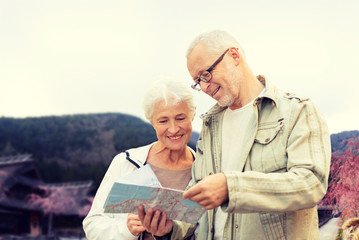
[1, 0, 358, 239]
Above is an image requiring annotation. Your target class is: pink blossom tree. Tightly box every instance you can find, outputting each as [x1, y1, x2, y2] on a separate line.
[27, 186, 77, 215]
[320, 137, 359, 222]
[26, 185, 90, 236]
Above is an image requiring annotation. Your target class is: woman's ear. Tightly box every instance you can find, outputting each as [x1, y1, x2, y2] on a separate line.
[192, 107, 196, 121]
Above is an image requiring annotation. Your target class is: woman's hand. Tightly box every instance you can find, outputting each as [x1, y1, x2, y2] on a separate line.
[138, 205, 173, 237]
[127, 213, 146, 236]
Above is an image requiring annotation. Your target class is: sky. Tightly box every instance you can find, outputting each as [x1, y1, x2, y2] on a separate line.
[1, 0, 358, 134]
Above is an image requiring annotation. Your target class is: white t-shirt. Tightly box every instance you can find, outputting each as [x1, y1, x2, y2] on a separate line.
[214, 89, 265, 239]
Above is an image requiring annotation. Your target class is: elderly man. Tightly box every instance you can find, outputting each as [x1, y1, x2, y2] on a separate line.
[140, 30, 331, 240]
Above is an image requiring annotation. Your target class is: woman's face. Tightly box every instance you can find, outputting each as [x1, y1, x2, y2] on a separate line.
[151, 100, 194, 151]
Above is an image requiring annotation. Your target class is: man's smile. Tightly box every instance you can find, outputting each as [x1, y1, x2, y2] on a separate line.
[212, 86, 220, 97]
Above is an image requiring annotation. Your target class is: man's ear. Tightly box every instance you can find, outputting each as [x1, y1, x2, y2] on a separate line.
[229, 47, 240, 65]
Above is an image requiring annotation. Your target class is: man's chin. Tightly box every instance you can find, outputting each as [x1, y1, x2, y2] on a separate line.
[217, 97, 234, 108]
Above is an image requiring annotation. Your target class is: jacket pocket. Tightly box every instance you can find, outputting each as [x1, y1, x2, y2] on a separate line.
[259, 213, 286, 240]
[251, 119, 286, 173]
[254, 120, 283, 144]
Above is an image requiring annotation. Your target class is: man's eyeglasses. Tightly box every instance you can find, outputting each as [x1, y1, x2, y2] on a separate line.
[191, 48, 230, 91]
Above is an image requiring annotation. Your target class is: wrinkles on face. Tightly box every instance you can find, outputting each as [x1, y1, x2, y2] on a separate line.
[188, 45, 244, 109]
[151, 100, 193, 151]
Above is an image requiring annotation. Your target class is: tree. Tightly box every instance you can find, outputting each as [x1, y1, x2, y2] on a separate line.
[320, 137, 359, 221]
[26, 185, 92, 236]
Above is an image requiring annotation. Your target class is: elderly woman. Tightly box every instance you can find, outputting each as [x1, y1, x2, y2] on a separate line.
[83, 78, 196, 240]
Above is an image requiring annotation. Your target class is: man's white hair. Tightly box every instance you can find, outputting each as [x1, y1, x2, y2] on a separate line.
[142, 76, 195, 122]
[186, 29, 245, 58]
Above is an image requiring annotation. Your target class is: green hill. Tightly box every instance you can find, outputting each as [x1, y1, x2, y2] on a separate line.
[1, 113, 356, 189]
[0, 113, 159, 188]
[330, 130, 359, 152]
[0, 113, 200, 189]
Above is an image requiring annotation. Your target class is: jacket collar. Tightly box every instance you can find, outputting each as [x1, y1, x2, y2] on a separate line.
[126, 143, 154, 165]
[259, 76, 278, 106]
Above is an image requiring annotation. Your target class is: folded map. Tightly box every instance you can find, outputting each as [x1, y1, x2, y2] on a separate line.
[103, 165, 205, 224]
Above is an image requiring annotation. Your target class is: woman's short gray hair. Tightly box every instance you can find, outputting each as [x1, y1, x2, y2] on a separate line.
[143, 77, 195, 122]
[186, 29, 245, 58]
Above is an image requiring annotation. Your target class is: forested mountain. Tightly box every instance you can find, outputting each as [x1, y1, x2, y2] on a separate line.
[0, 113, 356, 189]
[330, 130, 359, 152]
[0, 113, 198, 188]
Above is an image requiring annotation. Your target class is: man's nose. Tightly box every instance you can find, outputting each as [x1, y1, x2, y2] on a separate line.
[200, 81, 210, 92]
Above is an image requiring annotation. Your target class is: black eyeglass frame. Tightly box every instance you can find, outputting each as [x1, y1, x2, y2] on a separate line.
[191, 48, 230, 91]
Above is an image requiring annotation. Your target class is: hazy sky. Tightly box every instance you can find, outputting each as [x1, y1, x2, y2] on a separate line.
[1, 0, 358, 134]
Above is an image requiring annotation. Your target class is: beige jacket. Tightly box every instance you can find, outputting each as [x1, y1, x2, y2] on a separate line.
[169, 79, 331, 240]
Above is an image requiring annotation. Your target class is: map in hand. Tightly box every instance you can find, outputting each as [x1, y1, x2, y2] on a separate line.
[103, 165, 205, 224]
[104, 183, 205, 224]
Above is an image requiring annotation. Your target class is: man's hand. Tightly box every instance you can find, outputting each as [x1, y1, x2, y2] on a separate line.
[138, 205, 173, 237]
[127, 213, 146, 236]
[183, 172, 228, 210]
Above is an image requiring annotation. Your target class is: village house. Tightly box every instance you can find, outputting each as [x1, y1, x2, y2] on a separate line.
[0, 154, 93, 238]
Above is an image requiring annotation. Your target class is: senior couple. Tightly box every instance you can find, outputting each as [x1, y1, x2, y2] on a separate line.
[83, 30, 331, 240]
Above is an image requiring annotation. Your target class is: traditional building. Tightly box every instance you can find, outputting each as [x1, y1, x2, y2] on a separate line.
[0, 154, 93, 237]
